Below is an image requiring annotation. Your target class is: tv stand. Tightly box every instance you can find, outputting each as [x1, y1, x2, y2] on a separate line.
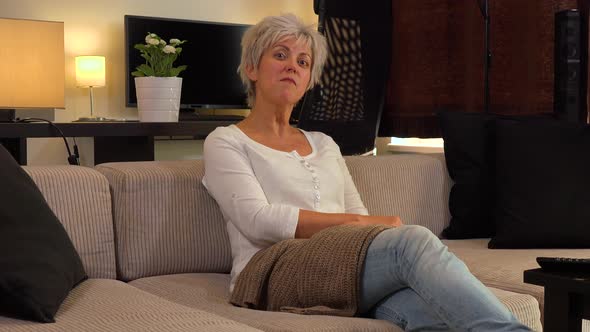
[178, 109, 246, 122]
[0, 120, 241, 165]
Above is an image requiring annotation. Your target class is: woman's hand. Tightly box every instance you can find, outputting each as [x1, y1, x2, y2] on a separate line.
[296, 211, 404, 238]
[355, 215, 404, 227]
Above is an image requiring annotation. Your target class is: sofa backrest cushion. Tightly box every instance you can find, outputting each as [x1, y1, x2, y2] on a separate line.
[25, 166, 117, 279]
[345, 154, 451, 237]
[96, 155, 451, 281]
[96, 161, 232, 281]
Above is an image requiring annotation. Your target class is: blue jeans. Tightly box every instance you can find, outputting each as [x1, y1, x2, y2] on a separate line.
[359, 225, 532, 331]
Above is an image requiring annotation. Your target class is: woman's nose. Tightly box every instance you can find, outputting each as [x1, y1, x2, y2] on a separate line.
[285, 58, 298, 73]
[285, 62, 297, 73]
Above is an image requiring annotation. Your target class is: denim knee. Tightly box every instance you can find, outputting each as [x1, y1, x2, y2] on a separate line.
[367, 225, 442, 264]
[399, 225, 438, 243]
[394, 225, 443, 255]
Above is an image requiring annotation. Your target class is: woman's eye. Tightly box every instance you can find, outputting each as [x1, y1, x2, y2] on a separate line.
[275, 52, 286, 59]
[298, 59, 310, 68]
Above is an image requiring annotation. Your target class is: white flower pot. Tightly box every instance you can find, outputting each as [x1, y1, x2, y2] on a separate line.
[135, 77, 182, 122]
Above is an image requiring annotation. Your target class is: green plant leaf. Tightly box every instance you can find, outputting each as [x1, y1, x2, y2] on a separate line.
[170, 65, 187, 77]
[136, 63, 155, 76]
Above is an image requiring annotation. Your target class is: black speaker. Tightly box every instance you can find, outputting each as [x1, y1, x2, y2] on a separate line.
[554, 9, 588, 123]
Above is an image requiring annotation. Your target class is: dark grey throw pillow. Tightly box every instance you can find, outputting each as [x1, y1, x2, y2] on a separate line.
[488, 119, 590, 248]
[438, 111, 495, 239]
[0, 144, 87, 323]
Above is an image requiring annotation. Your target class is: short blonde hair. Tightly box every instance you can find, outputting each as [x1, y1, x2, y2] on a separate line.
[238, 14, 328, 107]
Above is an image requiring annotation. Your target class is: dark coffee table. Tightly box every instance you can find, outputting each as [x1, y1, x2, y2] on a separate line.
[524, 268, 590, 332]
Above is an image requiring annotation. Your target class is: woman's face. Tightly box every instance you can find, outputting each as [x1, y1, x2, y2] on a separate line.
[247, 37, 312, 107]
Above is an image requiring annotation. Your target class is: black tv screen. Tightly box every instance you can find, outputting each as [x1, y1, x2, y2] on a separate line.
[125, 15, 250, 109]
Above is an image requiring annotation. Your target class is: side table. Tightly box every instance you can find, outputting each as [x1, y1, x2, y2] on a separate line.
[524, 268, 590, 332]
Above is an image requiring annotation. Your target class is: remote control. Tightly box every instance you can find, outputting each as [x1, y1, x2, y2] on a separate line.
[536, 257, 590, 273]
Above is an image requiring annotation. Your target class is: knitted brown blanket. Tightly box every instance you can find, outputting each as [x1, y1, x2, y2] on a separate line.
[230, 224, 391, 316]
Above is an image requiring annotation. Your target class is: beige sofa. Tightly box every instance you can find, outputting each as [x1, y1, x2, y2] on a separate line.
[3, 153, 584, 331]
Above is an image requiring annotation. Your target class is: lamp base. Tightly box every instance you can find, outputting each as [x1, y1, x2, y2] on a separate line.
[73, 116, 118, 122]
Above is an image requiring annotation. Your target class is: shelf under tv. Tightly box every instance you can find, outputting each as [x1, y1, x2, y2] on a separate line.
[178, 112, 245, 122]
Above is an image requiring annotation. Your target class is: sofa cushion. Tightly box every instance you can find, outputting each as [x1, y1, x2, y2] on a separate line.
[438, 111, 495, 239]
[445, 239, 590, 329]
[130, 273, 400, 332]
[24, 166, 116, 279]
[96, 156, 452, 283]
[345, 155, 451, 237]
[131, 273, 541, 331]
[0, 145, 87, 323]
[485, 287, 542, 332]
[489, 119, 590, 248]
[95, 161, 232, 281]
[0, 279, 259, 332]
[444, 238, 590, 313]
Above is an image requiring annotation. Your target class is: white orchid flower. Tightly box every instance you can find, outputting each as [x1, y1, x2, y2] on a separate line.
[147, 38, 160, 46]
[145, 33, 157, 43]
[170, 38, 181, 45]
[163, 45, 176, 54]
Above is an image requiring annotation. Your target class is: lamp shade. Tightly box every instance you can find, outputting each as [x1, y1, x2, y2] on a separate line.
[75, 56, 105, 87]
[0, 18, 65, 109]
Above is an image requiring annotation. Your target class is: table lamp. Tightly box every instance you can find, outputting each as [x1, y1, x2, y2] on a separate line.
[75, 55, 109, 122]
[0, 18, 65, 122]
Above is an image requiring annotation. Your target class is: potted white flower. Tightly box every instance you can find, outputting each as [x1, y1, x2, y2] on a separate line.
[132, 33, 187, 122]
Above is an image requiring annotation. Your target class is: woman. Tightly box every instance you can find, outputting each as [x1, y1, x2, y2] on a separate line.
[202, 14, 531, 331]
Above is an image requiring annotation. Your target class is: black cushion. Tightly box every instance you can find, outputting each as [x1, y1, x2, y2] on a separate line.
[439, 111, 495, 239]
[488, 119, 590, 248]
[0, 144, 87, 323]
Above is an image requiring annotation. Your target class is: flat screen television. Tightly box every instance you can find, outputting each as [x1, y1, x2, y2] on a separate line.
[124, 15, 250, 110]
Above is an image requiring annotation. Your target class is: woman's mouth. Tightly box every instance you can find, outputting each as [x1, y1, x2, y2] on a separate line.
[280, 78, 296, 86]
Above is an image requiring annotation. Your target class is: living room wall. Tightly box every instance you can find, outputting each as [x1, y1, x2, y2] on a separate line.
[1, 0, 316, 165]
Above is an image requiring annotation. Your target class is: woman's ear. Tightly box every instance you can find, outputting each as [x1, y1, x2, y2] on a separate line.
[245, 64, 258, 82]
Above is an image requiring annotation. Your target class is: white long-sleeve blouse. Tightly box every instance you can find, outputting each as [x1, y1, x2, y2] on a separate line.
[202, 125, 368, 292]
